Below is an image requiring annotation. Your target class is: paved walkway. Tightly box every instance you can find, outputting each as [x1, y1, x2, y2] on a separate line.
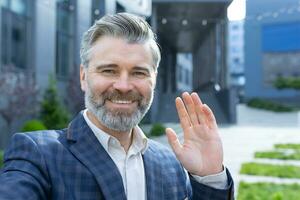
[152, 104, 300, 194]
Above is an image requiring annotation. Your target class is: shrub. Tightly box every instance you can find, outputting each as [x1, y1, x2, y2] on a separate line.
[21, 120, 47, 132]
[149, 123, 166, 137]
[274, 77, 300, 90]
[40, 75, 70, 129]
[247, 98, 294, 112]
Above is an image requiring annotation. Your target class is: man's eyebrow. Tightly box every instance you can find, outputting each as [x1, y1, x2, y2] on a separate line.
[133, 66, 151, 73]
[94, 64, 118, 70]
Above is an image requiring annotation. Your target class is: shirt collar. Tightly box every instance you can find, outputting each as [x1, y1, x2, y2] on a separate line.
[83, 109, 149, 154]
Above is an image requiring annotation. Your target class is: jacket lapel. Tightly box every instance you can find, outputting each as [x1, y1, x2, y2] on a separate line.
[143, 141, 164, 200]
[66, 112, 127, 200]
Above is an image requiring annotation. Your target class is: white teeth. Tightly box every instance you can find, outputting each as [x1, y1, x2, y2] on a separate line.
[111, 100, 132, 104]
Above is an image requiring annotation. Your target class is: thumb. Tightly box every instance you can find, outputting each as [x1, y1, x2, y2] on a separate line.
[166, 128, 182, 157]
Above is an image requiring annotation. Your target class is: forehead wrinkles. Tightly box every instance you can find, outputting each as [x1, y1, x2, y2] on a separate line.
[87, 37, 156, 69]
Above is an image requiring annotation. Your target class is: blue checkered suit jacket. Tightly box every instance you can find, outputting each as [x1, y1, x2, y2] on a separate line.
[0, 112, 234, 200]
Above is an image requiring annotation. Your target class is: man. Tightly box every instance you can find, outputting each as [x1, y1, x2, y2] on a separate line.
[0, 13, 233, 199]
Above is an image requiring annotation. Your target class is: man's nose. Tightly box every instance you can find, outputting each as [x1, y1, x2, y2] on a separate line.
[113, 74, 133, 93]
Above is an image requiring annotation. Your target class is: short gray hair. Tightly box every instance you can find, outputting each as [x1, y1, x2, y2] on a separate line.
[80, 12, 161, 69]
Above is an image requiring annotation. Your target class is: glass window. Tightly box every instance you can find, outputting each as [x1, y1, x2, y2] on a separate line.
[56, 0, 75, 78]
[1, 0, 31, 69]
[0, 0, 8, 7]
[91, 0, 105, 24]
[10, 14, 27, 69]
[232, 24, 239, 30]
[233, 57, 240, 64]
[11, 0, 26, 15]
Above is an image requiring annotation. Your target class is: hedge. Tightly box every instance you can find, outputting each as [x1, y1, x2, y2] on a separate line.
[149, 123, 166, 137]
[247, 98, 294, 112]
[21, 120, 47, 132]
[274, 77, 300, 90]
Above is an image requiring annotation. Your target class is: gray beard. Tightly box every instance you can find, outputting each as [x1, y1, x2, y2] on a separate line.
[84, 88, 153, 132]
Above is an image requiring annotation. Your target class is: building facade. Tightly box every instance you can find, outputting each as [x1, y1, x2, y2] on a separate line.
[245, 0, 300, 100]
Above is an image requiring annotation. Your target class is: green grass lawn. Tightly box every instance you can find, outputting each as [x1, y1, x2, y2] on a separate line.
[255, 143, 300, 160]
[255, 150, 300, 160]
[275, 144, 300, 150]
[240, 162, 300, 178]
[238, 182, 300, 200]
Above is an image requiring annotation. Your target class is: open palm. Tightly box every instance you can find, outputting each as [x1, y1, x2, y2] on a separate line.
[166, 92, 223, 176]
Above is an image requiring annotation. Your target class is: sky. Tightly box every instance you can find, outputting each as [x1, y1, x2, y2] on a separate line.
[227, 0, 246, 21]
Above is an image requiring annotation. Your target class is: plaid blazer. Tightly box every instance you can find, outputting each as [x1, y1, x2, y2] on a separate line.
[0, 112, 234, 200]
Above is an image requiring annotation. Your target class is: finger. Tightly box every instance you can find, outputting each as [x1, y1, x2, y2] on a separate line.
[202, 104, 218, 129]
[175, 97, 191, 131]
[191, 92, 206, 125]
[182, 92, 199, 125]
[166, 128, 182, 157]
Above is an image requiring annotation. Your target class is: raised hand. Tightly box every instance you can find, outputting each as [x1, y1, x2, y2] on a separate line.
[166, 92, 223, 176]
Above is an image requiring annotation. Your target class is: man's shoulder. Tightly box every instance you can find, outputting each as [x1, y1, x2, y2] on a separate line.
[9, 129, 67, 148]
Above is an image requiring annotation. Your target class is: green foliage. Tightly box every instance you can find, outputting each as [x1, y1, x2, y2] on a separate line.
[247, 98, 294, 112]
[0, 151, 3, 168]
[238, 182, 300, 200]
[149, 123, 166, 137]
[275, 143, 300, 150]
[255, 143, 300, 160]
[255, 150, 300, 160]
[21, 120, 47, 132]
[40, 75, 70, 129]
[274, 77, 300, 90]
[271, 192, 283, 200]
[240, 162, 300, 178]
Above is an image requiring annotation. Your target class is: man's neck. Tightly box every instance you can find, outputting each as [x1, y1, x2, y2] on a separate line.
[86, 110, 133, 152]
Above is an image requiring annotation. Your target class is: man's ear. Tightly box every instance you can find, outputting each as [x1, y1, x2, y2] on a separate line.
[80, 64, 87, 92]
[153, 70, 158, 88]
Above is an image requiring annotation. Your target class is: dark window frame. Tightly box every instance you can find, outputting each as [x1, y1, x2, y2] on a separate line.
[55, 0, 76, 79]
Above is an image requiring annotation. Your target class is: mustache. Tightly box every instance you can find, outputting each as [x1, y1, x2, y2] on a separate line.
[102, 90, 143, 102]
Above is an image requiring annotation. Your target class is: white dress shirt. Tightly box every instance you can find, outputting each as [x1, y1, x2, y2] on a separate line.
[83, 109, 227, 200]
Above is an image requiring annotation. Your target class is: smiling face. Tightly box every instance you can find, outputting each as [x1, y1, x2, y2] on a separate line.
[80, 36, 157, 132]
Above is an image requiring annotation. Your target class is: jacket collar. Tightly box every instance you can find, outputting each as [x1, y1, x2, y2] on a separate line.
[66, 112, 127, 200]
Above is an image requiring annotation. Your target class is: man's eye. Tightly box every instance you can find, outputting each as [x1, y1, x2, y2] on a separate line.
[132, 71, 147, 77]
[101, 70, 116, 74]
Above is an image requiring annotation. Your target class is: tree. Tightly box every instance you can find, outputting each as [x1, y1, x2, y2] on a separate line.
[0, 66, 38, 149]
[0, 67, 38, 133]
[40, 75, 70, 129]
